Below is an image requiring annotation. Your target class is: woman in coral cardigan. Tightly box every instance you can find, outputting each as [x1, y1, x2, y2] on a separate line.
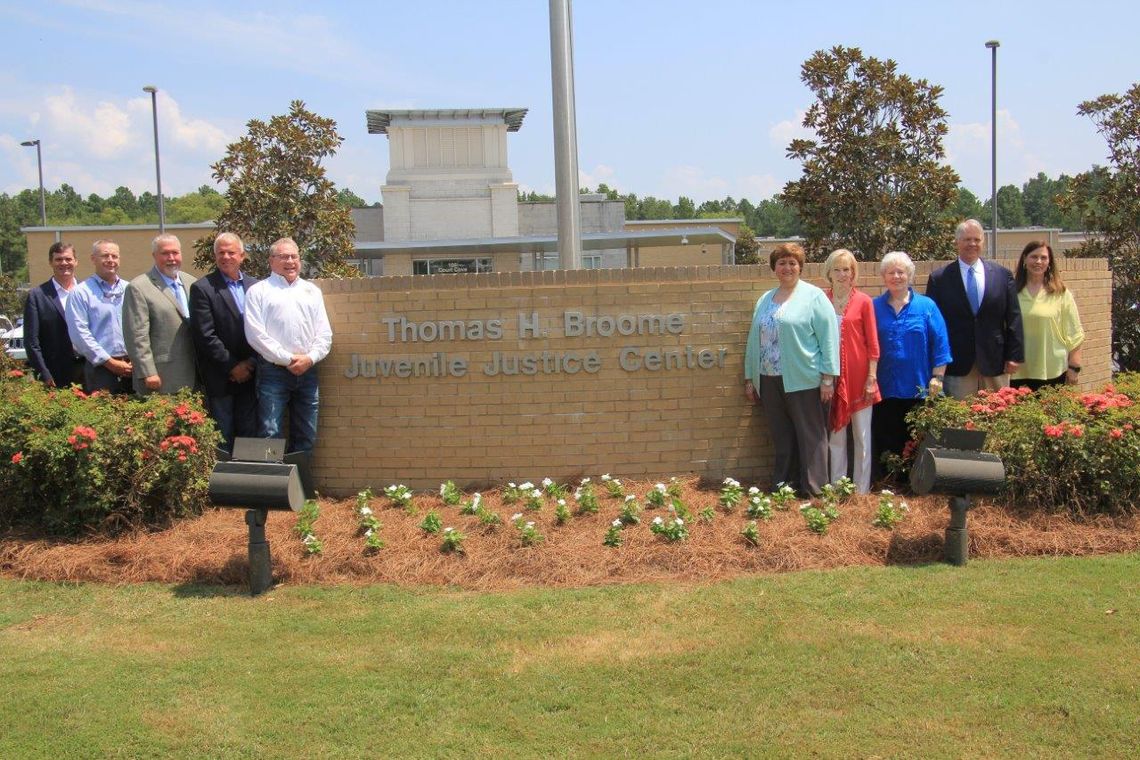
[824, 249, 880, 493]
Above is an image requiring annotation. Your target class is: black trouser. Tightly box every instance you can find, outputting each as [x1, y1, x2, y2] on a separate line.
[83, 359, 132, 395]
[871, 397, 922, 480]
[1011, 373, 1066, 392]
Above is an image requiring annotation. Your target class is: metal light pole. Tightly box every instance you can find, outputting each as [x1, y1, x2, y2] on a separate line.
[548, 0, 582, 270]
[985, 40, 999, 259]
[20, 139, 47, 226]
[143, 85, 166, 233]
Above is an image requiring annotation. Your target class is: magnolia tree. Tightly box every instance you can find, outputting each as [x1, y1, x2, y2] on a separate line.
[1060, 83, 1140, 371]
[195, 101, 359, 280]
[783, 46, 960, 261]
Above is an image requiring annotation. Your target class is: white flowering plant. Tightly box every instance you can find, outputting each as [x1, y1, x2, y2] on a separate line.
[524, 488, 543, 511]
[294, 498, 322, 554]
[574, 479, 600, 514]
[646, 482, 668, 508]
[746, 488, 773, 520]
[459, 492, 483, 516]
[741, 520, 761, 546]
[719, 477, 744, 511]
[501, 482, 523, 504]
[872, 490, 909, 529]
[384, 483, 414, 511]
[771, 483, 797, 510]
[554, 498, 571, 524]
[601, 474, 625, 499]
[800, 501, 840, 534]
[440, 526, 466, 553]
[603, 519, 623, 548]
[439, 480, 462, 506]
[618, 494, 641, 525]
[513, 515, 544, 547]
[650, 515, 689, 542]
[699, 506, 715, 522]
[355, 487, 374, 513]
[541, 477, 568, 499]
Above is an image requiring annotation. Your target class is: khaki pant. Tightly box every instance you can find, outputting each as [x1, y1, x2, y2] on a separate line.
[944, 366, 1009, 401]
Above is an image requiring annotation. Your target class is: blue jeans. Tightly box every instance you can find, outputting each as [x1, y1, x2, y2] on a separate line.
[207, 381, 259, 453]
[256, 359, 319, 453]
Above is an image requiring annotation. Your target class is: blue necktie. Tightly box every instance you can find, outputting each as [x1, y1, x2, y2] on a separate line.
[171, 279, 189, 318]
[966, 265, 981, 315]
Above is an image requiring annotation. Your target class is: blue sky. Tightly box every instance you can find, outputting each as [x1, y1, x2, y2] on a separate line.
[2, 0, 1136, 206]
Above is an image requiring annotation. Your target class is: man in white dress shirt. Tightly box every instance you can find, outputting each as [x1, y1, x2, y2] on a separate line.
[243, 237, 333, 453]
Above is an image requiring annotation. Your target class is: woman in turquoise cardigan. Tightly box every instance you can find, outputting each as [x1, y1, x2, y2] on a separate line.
[744, 243, 840, 496]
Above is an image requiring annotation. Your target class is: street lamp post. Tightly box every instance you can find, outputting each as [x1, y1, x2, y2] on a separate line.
[985, 40, 999, 259]
[143, 85, 165, 233]
[20, 139, 47, 226]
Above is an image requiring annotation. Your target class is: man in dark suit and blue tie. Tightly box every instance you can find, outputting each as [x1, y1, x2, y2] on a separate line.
[926, 219, 1025, 400]
[23, 241, 85, 387]
[189, 232, 260, 452]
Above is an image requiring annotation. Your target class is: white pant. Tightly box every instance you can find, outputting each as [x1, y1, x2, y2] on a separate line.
[829, 405, 873, 493]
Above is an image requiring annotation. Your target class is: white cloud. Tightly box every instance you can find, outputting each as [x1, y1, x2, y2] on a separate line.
[661, 165, 729, 201]
[579, 163, 619, 191]
[1, 86, 233, 197]
[126, 94, 229, 154]
[768, 109, 813, 150]
[42, 88, 132, 159]
[947, 109, 1047, 195]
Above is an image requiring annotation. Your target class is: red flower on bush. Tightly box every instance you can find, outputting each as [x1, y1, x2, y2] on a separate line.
[11, 452, 23, 464]
[6, 369, 24, 378]
[71, 387, 88, 399]
[1109, 428, 1124, 440]
[1070, 425, 1084, 438]
[160, 434, 199, 459]
[1079, 389, 1133, 414]
[1043, 424, 1065, 438]
[67, 425, 98, 451]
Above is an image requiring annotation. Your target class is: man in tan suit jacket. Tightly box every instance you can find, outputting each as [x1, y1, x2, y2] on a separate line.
[124, 234, 199, 395]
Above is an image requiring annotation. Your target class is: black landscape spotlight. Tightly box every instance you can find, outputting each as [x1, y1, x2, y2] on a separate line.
[208, 438, 305, 595]
[909, 428, 1005, 566]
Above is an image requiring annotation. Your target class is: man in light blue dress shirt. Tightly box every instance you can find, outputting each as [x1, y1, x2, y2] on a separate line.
[65, 240, 133, 394]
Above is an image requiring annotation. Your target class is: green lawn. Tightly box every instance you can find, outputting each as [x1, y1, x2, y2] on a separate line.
[2, 554, 1137, 758]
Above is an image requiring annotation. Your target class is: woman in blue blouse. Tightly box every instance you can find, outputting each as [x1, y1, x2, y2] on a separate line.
[871, 252, 952, 476]
[744, 243, 840, 496]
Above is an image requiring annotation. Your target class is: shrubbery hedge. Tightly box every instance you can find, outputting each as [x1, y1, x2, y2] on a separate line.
[0, 354, 219, 534]
[893, 373, 1140, 515]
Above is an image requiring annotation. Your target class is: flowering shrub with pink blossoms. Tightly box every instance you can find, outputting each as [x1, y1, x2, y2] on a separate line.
[891, 374, 1140, 515]
[0, 361, 219, 534]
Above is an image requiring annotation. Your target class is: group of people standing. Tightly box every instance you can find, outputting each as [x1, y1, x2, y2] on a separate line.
[745, 218, 1085, 496]
[22, 234, 332, 455]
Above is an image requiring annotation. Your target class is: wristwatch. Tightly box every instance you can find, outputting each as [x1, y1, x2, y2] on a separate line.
[821, 378, 834, 387]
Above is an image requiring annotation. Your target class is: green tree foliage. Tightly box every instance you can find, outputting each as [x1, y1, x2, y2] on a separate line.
[336, 188, 368, 208]
[673, 196, 696, 219]
[783, 46, 959, 261]
[950, 185, 986, 225]
[195, 100, 359, 280]
[733, 223, 760, 265]
[1060, 83, 1140, 371]
[994, 184, 1028, 228]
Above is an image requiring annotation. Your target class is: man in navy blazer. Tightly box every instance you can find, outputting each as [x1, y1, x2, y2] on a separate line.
[926, 219, 1024, 400]
[23, 241, 84, 387]
[189, 232, 259, 452]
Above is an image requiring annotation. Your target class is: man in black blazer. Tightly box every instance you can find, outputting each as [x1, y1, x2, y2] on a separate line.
[189, 233, 259, 452]
[23, 241, 84, 387]
[926, 219, 1024, 400]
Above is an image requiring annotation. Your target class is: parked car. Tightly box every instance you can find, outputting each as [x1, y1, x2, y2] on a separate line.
[2, 320, 27, 362]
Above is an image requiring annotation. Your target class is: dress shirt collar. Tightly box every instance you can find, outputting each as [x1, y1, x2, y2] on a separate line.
[51, 277, 73, 297]
[267, 272, 303, 288]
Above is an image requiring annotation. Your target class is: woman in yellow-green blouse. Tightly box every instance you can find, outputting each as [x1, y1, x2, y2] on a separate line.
[1011, 241, 1084, 391]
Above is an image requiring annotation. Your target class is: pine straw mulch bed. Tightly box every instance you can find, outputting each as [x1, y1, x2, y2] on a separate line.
[2, 478, 1138, 592]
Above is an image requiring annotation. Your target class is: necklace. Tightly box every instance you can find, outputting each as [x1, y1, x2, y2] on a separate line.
[832, 288, 851, 314]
